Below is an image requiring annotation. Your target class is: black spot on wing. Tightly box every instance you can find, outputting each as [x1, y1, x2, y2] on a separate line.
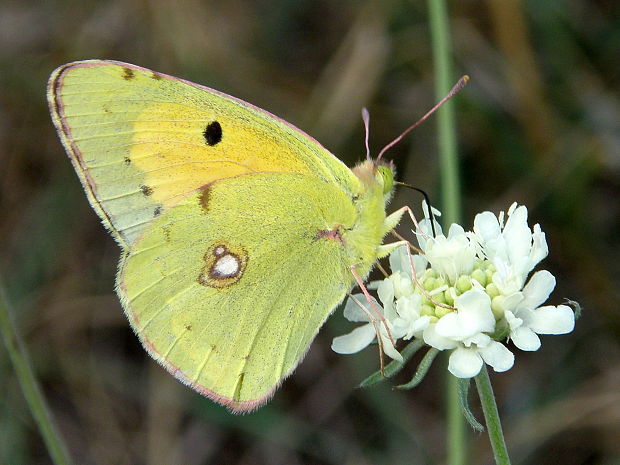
[140, 185, 153, 196]
[122, 67, 135, 80]
[204, 121, 222, 146]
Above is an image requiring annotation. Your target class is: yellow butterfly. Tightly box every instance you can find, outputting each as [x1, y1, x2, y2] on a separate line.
[48, 60, 405, 412]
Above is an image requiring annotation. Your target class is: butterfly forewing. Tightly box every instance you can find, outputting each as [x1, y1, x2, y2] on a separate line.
[48, 60, 359, 246]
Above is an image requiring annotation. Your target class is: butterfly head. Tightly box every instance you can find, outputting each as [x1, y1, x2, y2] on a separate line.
[352, 159, 396, 202]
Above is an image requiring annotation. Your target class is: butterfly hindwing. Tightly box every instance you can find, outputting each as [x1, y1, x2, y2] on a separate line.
[119, 172, 358, 411]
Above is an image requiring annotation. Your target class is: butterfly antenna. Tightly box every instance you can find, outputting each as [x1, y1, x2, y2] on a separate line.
[362, 107, 371, 160]
[376, 75, 470, 161]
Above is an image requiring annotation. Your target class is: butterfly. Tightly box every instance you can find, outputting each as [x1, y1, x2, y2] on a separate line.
[47, 60, 407, 412]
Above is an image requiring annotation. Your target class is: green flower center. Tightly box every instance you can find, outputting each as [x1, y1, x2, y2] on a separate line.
[417, 259, 496, 321]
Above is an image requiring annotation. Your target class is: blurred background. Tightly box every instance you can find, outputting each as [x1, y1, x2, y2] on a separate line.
[1, 0, 619, 464]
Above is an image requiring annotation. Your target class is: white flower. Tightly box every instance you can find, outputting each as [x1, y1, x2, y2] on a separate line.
[418, 210, 477, 285]
[448, 341, 514, 378]
[331, 293, 403, 362]
[388, 243, 427, 278]
[394, 293, 429, 340]
[332, 202, 575, 383]
[423, 289, 514, 378]
[474, 203, 548, 295]
[504, 270, 576, 351]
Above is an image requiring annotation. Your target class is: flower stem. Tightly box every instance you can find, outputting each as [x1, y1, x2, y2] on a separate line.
[428, 0, 461, 226]
[475, 367, 512, 465]
[0, 286, 74, 465]
[427, 0, 465, 463]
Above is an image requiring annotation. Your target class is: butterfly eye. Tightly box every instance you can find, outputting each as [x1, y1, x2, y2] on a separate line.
[377, 165, 394, 195]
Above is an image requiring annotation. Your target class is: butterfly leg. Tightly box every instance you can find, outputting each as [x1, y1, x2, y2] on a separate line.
[380, 236, 456, 311]
[401, 242, 456, 311]
[383, 205, 419, 234]
[387, 207, 456, 311]
[347, 293, 388, 374]
[377, 205, 420, 258]
[377, 239, 409, 258]
[349, 265, 403, 373]
[378, 239, 454, 313]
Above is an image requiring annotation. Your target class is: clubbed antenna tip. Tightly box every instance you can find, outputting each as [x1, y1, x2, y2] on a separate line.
[377, 75, 470, 161]
[362, 107, 371, 160]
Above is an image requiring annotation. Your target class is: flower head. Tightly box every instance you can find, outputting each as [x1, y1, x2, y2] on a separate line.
[333, 202, 576, 380]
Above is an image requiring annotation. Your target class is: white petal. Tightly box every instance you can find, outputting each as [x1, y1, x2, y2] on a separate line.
[436, 289, 494, 340]
[423, 324, 458, 350]
[391, 272, 415, 300]
[505, 310, 523, 331]
[396, 294, 415, 319]
[485, 236, 509, 263]
[529, 305, 575, 334]
[511, 326, 541, 351]
[507, 202, 518, 215]
[331, 324, 376, 354]
[479, 341, 514, 372]
[505, 204, 528, 230]
[408, 315, 431, 339]
[447, 223, 466, 239]
[417, 217, 443, 250]
[507, 224, 533, 269]
[378, 279, 396, 320]
[412, 254, 428, 276]
[492, 257, 523, 295]
[522, 270, 555, 309]
[504, 206, 532, 265]
[389, 318, 408, 340]
[343, 294, 378, 322]
[395, 295, 424, 339]
[464, 332, 491, 348]
[396, 293, 421, 318]
[434, 312, 460, 338]
[448, 347, 483, 378]
[474, 211, 501, 243]
[502, 292, 524, 313]
[379, 330, 403, 362]
[389, 245, 410, 275]
[529, 224, 548, 266]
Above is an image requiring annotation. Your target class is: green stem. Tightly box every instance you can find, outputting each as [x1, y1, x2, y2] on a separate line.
[475, 367, 511, 465]
[0, 286, 73, 465]
[428, 0, 461, 226]
[427, 0, 465, 464]
[447, 376, 466, 465]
